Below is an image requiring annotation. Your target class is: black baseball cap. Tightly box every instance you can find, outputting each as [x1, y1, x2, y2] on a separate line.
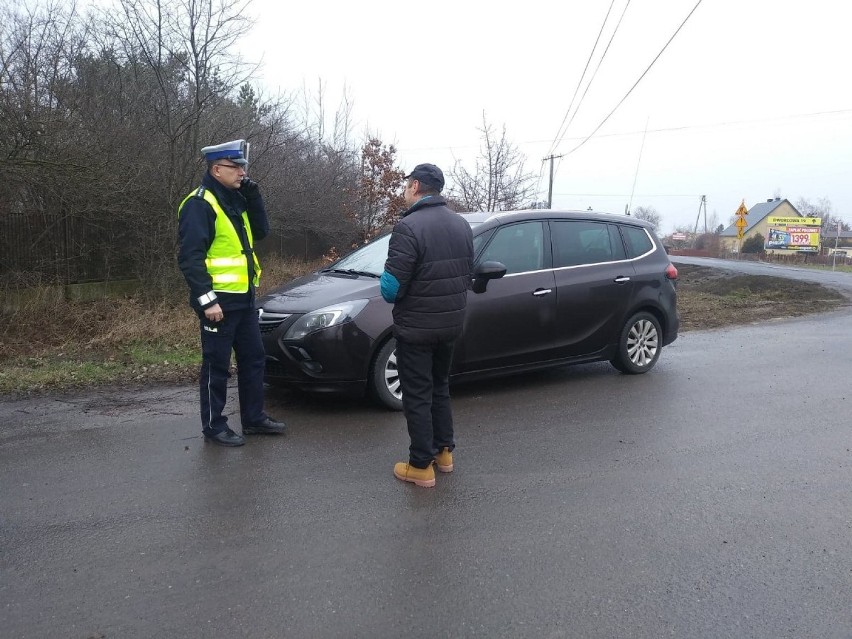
[404, 163, 444, 191]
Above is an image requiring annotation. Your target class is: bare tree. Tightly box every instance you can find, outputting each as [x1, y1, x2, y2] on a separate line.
[259, 81, 364, 259]
[632, 205, 662, 232]
[0, 1, 101, 287]
[101, 0, 258, 204]
[795, 197, 847, 231]
[0, 0, 377, 290]
[448, 112, 537, 212]
[694, 233, 721, 253]
[707, 209, 720, 233]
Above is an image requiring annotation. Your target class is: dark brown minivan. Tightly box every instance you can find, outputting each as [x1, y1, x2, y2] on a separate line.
[258, 210, 679, 410]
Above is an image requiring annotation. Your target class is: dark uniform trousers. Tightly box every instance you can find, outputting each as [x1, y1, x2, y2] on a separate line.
[395, 338, 456, 468]
[199, 307, 266, 434]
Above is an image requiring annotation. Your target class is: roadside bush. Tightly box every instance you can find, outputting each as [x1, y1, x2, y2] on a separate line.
[694, 233, 721, 254]
[741, 233, 766, 254]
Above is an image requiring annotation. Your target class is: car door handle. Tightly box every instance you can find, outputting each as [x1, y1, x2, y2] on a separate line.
[614, 276, 631, 283]
[533, 288, 552, 296]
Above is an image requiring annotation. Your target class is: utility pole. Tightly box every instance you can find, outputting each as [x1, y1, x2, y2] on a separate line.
[693, 195, 707, 237]
[627, 116, 650, 217]
[543, 154, 563, 208]
[832, 220, 841, 271]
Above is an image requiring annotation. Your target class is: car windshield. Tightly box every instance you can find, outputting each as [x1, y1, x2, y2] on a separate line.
[327, 219, 483, 276]
[328, 234, 391, 275]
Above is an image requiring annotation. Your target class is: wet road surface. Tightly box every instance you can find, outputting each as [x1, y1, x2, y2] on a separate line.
[2, 263, 852, 638]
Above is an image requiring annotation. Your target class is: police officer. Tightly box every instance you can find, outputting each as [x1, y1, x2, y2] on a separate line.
[178, 139, 287, 446]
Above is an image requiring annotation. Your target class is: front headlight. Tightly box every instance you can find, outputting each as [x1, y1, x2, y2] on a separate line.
[283, 299, 370, 341]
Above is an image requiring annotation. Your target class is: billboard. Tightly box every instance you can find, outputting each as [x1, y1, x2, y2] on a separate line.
[765, 216, 821, 252]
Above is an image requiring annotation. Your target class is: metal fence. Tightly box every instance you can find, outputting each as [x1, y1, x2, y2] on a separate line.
[1, 210, 136, 288]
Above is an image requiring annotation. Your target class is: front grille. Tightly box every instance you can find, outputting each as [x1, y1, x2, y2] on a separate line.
[258, 310, 291, 334]
[264, 360, 290, 378]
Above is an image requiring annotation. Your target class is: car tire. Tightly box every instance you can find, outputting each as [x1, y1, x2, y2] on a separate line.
[369, 338, 404, 411]
[610, 311, 662, 374]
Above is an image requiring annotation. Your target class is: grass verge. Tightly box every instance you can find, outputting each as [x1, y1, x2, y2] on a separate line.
[0, 261, 848, 397]
[0, 257, 318, 397]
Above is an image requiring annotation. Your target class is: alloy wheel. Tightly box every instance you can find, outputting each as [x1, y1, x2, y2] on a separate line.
[384, 349, 402, 401]
[626, 318, 659, 368]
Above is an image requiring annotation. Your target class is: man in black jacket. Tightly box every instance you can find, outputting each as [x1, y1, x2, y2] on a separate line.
[380, 164, 474, 487]
[178, 139, 287, 447]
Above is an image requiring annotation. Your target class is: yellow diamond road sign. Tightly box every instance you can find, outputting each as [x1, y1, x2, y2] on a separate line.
[735, 217, 748, 229]
[737, 229, 744, 239]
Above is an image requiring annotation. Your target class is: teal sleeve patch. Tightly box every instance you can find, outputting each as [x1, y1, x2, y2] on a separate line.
[380, 270, 400, 302]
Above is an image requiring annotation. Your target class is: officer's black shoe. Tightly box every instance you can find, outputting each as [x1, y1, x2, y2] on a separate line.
[203, 428, 246, 447]
[243, 417, 287, 435]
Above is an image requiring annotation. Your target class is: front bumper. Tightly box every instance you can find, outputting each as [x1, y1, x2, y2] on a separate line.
[259, 311, 376, 394]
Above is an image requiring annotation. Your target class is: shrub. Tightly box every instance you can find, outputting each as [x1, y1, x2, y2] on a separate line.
[742, 233, 765, 254]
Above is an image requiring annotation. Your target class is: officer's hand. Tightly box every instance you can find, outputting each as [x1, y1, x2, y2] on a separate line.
[204, 303, 224, 323]
[239, 177, 261, 199]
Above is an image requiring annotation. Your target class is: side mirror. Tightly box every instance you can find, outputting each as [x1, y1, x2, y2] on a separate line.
[472, 260, 507, 294]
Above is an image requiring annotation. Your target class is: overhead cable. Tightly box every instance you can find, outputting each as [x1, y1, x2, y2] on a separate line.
[398, 108, 852, 154]
[564, 0, 705, 157]
[546, 0, 618, 158]
[551, 0, 633, 155]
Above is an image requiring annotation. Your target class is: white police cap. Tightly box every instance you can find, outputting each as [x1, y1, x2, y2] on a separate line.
[201, 139, 249, 165]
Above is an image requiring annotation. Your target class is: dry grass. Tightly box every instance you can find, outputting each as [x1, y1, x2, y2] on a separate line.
[0, 256, 320, 395]
[1, 260, 847, 397]
[1, 297, 195, 357]
[676, 264, 849, 331]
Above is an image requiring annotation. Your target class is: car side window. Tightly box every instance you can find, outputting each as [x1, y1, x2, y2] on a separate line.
[620, 225, 654, 258]
[551, 221, 624, 267]
[472, 230, 493, 258]
[478, 222, 544, 275]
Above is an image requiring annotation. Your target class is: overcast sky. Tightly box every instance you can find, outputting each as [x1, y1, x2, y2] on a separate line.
[239, 0, 851, 234]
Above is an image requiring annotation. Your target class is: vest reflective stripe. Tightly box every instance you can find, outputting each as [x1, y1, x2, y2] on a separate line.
[212, 273, 245, 283]
[178, 187, 262, 293]
[207, 257, 246, 267]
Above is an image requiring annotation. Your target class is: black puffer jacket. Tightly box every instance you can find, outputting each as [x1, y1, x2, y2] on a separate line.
[384, 196, 474, 344]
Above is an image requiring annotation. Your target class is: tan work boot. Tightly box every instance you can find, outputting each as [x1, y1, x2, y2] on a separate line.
[434, 447, 454, 473]
[393, 462, 436, 488]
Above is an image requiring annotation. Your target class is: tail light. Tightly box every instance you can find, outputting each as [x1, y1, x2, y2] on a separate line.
[665, 263, 678, 280]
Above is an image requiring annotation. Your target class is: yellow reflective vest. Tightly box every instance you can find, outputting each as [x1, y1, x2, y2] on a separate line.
[178, 187, 262, 293]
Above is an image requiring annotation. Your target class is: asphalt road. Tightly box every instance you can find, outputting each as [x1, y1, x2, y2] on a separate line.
[673, 255, 852, 292]
[2, 261, 851, 638]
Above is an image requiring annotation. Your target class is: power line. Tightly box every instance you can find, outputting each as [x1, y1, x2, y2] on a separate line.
[578, 107, 852, 139]
[397, 108, 852, 154]
[552, 192, 701, 197]
[550, 0, 633, 155]
[546, 0, 618, 159]
[562, 0, 706, 157]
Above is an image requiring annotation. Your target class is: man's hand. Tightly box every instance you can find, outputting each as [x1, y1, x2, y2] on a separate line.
[239, 178, 261, 199]
[204, 303, 224, 323]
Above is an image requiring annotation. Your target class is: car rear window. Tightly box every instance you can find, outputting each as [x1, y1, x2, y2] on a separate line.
[619, 225, 654, 258]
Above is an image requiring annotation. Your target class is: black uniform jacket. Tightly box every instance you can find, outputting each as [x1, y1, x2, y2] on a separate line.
[177, 172, 269, 312]
[384, 196, 474, 344]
